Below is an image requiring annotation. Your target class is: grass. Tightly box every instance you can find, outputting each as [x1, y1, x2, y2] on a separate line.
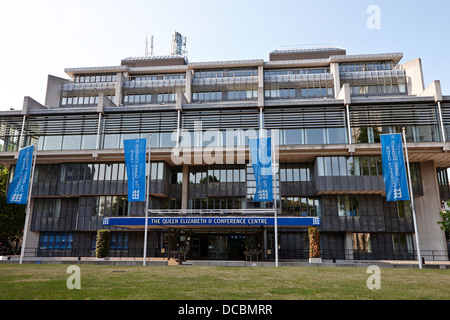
[0, 264, 449, 300]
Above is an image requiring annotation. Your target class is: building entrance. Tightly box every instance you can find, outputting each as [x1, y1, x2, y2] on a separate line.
[185, 232, 261, 260]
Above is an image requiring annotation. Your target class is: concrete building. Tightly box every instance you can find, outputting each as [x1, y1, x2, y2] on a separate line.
[0, 47, 449, 262]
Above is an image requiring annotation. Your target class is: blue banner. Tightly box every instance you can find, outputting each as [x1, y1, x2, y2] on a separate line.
[124, 138, 147, 202]
[380, 134, 410, 202]
[249, 137, 273, 202]
[103, 216, 320, 227]
[7, 145, 34, 204]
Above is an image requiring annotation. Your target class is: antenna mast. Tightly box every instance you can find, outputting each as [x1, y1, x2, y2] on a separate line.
[145, 35, 154, 57]
[171, 30, 187, 58]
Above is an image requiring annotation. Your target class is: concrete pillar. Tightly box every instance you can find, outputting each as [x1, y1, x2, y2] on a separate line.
[258, 65, 264, 108]
[398, 58, 425, 96]
[181, 164, 189, 209]
[115, 72, 124, 106]
[330, 62, 341, 99]
[185, 69, 193, 104]
[414, 161, 449, 260]
[44, 75, 70, 108]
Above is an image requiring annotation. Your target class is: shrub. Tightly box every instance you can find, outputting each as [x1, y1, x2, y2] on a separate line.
[95, 229, 111, 258]
[308, 227, 320, 258]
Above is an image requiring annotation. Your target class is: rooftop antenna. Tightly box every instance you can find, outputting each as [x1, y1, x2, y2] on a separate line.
[145, 35, 154, 57]
[171, 30, 187, 58]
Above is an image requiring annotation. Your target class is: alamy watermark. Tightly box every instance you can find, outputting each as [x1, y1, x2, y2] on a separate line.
[170, 123, 279, 167]
[366, 265, 381, 289]
[367, 5, 381, 30]
[66, 265, 81, 290]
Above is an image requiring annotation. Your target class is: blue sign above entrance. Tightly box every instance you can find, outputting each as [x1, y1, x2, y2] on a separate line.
[103, 216, 320, 228]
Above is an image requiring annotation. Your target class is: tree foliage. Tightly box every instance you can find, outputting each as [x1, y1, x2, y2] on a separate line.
[308, 227, 320, 258]
[0, 165, 26, 249]
[438, 200, 450, 240]
[95, 229, 111, 258]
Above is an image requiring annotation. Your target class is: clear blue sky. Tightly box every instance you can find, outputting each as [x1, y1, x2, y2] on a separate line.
[1, 0, 449, 110]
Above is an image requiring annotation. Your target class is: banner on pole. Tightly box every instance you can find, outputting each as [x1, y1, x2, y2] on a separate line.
[249, 137, 273, 202]
[124, 138, 147, 202]
[380, 134, 410, 202]
[7, 145, 34, 204]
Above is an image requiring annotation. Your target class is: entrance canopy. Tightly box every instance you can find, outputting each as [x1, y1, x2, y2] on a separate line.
[103, 215, 320, 229]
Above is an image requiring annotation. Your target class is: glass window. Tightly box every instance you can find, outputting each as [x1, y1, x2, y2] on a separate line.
[103, 134, 120, 149]
[327, 128, 347, 144]
[62, 135, 81, 150]
[81, 135, 97, 150]
[338, 195, 359, 216]
[284, 129, 303, 145]
[397, 201, 412, 218]
[352, 233, 372, 252]
[43, 135, 62, 150]
[305, 128, 324, 144]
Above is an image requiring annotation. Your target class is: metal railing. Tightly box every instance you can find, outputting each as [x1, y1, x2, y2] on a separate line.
[10, 248, 448, 262]
[148, 209, 277, 216]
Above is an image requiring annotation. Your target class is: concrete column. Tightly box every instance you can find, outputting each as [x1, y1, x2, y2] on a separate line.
[330, 63, 341, 99]
[44, 75, 70, 108]
[398, 58, 425, 96]
[185, 69, 193, 104]
[115, 72, 124, 106]
[413, 161, 448, 260]
[257, 65, 264, 108]
[181, 164, 189, 209]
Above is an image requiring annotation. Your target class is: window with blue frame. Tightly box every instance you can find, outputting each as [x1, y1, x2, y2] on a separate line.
[39, 232, 73, 250]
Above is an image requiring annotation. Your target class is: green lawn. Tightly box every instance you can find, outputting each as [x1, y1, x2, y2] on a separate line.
[0, 264, 449, 300]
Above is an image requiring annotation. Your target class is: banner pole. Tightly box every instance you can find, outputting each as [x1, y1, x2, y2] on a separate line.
[271, 130, 278, 267]
[143, 134, 151, 266]
[402, 128, 422, 269]
[19, 140, 38, 265]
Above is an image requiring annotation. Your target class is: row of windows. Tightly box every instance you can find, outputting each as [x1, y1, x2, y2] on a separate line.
[93, 196, 129, 217]
[353, 126, 441, 144]
[188, 197, 244, 210]
[281, 197, 320, 216]
[74, 74, 117, 83]
[37, 231, 414, 254]
[34, 162, 174, 184]
[337, 195, 412, 218]
[352, 232, 414, 253]
[280, 163, 312, 182]
[39, 232, 130, 251]
[61, 95, 115, 107]
[316, 156, 422, 182]
[192, 90, 257, 102]
[130, 74, 185, 81]
[189, 166, 246, 184]
[264, 87, 334, 99]
[350, 84, 406, 95]
[317, 156, 383, 177]
[194, 68, 258, 78]
[39, 232, 73, 250]
[36, 131, 177, 151]
[264, 68, 329, 76]
[278, 128, 348, 145]
[32, 194, 413, 219]
[34, 198, 61, 218]
[339, 61, 393, 72]
[122, 93, 176, 105]
[71, 63, 391, 84]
